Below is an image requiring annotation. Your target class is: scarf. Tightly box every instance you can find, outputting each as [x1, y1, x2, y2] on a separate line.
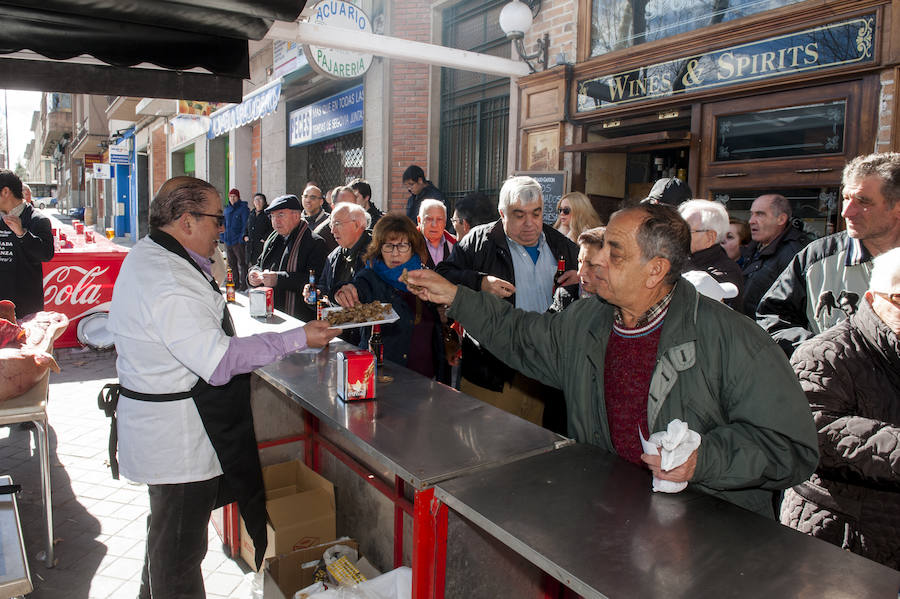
[370, 254, 423, 291]
[281, 220, 309, 316]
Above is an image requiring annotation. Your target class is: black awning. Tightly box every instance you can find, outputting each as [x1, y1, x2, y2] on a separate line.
[0, 0, 307, 101]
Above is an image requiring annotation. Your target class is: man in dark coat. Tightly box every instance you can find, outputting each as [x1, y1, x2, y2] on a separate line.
[436, 176, 578, 432]
[741, 193, 809, 317]
[0, 169, 54, 318]
[780, 247, 900, 570]
[678, 199, 745, 311]
[248, 194, 327, 322]
[223, 188, 249, 291]
[402, 164, 451, 232]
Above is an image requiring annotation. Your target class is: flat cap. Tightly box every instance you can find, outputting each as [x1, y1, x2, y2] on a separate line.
[265, 194, 302, 214]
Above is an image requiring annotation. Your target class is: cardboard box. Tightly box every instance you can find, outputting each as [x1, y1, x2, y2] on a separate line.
[240, 460, 336, 571]
[265, 539, 359, 599]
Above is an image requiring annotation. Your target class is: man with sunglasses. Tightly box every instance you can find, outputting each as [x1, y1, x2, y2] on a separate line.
[249, 193, 328, 322]
[781, 247, 900, 570]
[108, 177, 338, 598]
[758, 152, 900, 356]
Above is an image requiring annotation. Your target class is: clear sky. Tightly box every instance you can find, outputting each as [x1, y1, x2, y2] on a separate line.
[1, 89, 42, 170]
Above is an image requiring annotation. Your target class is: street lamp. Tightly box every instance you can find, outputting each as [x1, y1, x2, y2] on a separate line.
[498, 0, 548, 73]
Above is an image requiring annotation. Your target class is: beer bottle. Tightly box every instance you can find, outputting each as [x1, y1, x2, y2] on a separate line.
[225, 268, 236, 302]
[369, 324, 384, 370]
[553, 257, 566, 293]
[307, 270, 317, 304]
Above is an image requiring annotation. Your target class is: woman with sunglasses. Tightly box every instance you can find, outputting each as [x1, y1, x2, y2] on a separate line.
[553, 191, 603, 243]
[333, 214, 445, 379]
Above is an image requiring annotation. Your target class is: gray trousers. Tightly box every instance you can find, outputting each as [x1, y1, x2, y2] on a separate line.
[138, 476, 227, 599]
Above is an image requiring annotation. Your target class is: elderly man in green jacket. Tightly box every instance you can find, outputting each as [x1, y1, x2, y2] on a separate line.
[407, 203, 818, 518]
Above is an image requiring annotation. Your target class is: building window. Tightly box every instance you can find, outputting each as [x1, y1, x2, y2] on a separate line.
[440, 0, 511, 207]
[715, 101, 846, 162]
[590, 0, 805, 57]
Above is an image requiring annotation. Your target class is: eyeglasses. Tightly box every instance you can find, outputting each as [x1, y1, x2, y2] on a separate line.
[874, 291, 900, 308]
[331, 219, 351, 229]
[382, 242, 411, 254]
[558, 207, 571, 215]
[190, 212, 225, 226]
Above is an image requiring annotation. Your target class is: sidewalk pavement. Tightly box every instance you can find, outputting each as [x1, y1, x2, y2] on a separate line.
[3, 346, 256, 599]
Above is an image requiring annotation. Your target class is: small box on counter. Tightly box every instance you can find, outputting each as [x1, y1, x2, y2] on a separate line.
[336, 350, 376, 402]
[248, 286, 274, 318]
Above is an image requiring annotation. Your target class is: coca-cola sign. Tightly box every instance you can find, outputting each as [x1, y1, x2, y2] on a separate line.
[42, 254, 126, 348]
[44, 265, 109, 309]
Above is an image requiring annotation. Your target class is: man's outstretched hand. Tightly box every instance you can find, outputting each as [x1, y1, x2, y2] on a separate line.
[405, 269, 459, 305]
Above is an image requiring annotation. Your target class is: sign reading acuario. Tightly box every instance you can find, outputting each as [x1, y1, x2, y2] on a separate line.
[303, 0, 373, 80]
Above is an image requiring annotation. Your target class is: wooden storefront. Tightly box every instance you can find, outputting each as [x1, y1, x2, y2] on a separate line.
[516, 0, 897, 233]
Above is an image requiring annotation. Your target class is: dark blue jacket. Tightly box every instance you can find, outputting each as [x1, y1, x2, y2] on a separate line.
[350, 267, 445, 379]
[223, 199, 249, 246]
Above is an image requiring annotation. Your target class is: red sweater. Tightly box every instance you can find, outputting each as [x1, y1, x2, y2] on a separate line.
[603, 317, 665, 465]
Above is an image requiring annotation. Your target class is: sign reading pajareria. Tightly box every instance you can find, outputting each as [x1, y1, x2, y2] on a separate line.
[304, 0, 373, 79]
[577, 14, 875, 112]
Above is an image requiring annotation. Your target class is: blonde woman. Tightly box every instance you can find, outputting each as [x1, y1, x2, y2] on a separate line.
[553, 191, 603, 243]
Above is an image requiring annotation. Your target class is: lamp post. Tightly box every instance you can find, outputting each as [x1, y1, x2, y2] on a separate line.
[498, 0, 549, 73]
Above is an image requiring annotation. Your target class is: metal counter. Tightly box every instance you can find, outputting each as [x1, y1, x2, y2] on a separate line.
[434, 443, 900, 599]
[255, 344, 569, 490]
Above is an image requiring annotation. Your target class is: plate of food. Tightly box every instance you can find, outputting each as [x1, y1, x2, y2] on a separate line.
[321, 302, 400, 329]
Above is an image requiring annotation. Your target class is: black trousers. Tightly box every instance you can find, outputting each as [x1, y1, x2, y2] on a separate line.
[225, 243, 248, 290]
[138, 476, 228, 599]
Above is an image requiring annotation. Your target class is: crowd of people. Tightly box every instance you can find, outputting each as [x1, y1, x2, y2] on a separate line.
[217, 151, 898, 572]
[3, 150, 899, 598]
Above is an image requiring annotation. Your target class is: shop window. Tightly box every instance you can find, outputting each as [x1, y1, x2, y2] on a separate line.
[715, 101, 845, 162]
[590, 0, 805, 57]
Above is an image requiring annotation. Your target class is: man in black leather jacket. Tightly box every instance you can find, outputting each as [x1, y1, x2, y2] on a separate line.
[741, 193, 809, 317]
[436, 176, 577, 432]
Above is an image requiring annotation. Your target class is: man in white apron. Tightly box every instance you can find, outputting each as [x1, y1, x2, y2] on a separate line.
[106, 176, 337, 599]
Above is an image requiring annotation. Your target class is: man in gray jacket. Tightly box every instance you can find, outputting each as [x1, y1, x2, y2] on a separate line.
[408, 203, 818, 517]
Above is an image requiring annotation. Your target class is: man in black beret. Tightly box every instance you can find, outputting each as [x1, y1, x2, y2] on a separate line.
[248, 194, 327, 321]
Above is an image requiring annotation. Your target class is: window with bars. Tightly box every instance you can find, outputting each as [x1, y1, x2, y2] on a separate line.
[440, 0, 511, 210]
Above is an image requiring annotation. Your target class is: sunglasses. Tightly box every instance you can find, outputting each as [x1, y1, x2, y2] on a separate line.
[190, 211, 225, 226]
[558, 207, 571, 215]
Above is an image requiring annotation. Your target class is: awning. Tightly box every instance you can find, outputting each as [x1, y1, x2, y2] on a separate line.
[0, 1, 307, 102]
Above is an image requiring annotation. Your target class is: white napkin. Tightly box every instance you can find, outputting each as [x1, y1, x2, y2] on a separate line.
[639, 419, 701, 493]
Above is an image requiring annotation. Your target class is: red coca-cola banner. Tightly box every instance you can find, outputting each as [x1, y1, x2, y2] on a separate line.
[43, 254, 126, 348]
[41, 217, 128, 348]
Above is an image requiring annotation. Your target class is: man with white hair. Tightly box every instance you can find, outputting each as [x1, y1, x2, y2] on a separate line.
[436, 176, 578, 431]
[418, 198, 455, 267]
[781, 247, 900, 570]
[678, 199, 744, 311]
[315, 202, 371, 300]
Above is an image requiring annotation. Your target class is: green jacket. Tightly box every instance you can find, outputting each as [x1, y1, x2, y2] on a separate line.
[449, 281, 819, 517]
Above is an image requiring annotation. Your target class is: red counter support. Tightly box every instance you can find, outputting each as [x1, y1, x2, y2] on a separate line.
[411, 487, 448, 599]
